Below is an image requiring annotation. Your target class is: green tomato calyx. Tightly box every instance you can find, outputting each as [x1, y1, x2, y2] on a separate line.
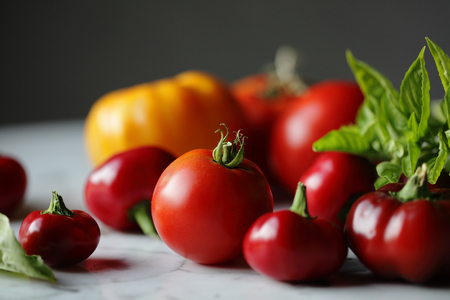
[290, 182, 316, 219]
[394, 164, 437, 203]
[42, 191, 74, 217]
[213, 123, 246, 169]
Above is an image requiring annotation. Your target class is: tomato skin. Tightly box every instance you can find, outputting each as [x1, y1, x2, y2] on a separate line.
[85, 146, 175, 232]
[345, 188, 450, 283]
[300, 152, 377, 223]
[270, 81, 364, 193]
[151, 149, 274, 265]
[19, 210, 100, 267]
[243, 210, 348, 281]
[0, 156, 27, 216]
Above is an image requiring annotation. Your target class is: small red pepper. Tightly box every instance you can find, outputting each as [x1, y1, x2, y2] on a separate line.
[243, 182, 348, 282]
[346, 164, 450, 283]
[84, 146, 175, 236]
[0, 155, 27, 216]
[300, 152, 377, 224]
[19, 191, 100, 267]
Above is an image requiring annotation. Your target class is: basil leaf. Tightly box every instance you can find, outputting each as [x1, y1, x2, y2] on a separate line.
[426, 37, 450, 92]
[312, 125, 372, 155]
[400, 47, 430, 139]
[375, 161, 403, 187]
[401, 139, 421, 178]
[0, 213, 56, 282]
[444, 85, 450, 132]
[346, 50, 399, 107]
[427, 130, 449, 184]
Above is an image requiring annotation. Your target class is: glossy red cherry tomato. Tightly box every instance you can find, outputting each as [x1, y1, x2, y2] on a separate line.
[300, 152, 377, 224]
[243, 183, 348, 282]
[270, 81, 364, 194]
[152, 125, 274, 264]
[346, 165, 450, 283]
[85, 146, 175, 235]
[0, 155, 27, 216]
[19, 191, 100, 267]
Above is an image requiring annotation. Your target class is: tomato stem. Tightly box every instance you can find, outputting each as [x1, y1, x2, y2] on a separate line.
[129, 200, 159, 238]
[289, 182, 315, 219]
[41, 191, 74, 217]
[395, 164, 432, 202]
[212, 123, 246, 168]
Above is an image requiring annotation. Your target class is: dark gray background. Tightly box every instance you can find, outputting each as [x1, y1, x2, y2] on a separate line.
[2, 1, 450, 125]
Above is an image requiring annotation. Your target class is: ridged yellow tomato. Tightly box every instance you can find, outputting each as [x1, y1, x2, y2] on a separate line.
[84, 71, 245, 166]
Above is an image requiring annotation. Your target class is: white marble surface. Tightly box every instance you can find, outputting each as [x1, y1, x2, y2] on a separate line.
[1, 120, 449, 300]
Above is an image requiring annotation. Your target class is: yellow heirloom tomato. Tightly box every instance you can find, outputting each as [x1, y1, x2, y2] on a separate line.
[84, 71, 245, 166]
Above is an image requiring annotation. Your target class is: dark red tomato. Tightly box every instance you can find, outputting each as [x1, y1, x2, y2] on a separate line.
[270, 81, 364, 194]
[85, 146, 175, 235]
[300, 152, 377, 224]
[19, 191, 100, 267]
[152, 125, 273, 264]
[0, 155, 27, 216]
[346, 165, 450, 283]
[243, 183, 348, 282]
[231, 73, 302, 181]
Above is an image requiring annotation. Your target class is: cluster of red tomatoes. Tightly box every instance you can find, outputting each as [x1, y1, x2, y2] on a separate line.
[80, 71, 374, 282]
[3, 65, 450, 284]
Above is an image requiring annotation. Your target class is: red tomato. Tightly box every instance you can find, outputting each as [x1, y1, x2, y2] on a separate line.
[270, 81, 364, 194]
[152, 125, 273, 264]
[0, 155, 27, 216]
[231, 73, 302, 181]
[346, 165, 450, 283]
[243, 183, 348, 281]
[85, 146, 175, 235]
[300, 152, 377, 224]
[19, 191, 100, 267]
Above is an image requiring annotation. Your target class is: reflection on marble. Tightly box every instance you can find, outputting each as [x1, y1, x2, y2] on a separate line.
[1, 121, 450, 300]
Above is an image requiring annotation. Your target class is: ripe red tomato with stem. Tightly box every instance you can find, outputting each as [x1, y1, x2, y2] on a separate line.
[346, 164, 450, 283]
[270, 80, 364, 194]
[85, 146, 175, 236]
[0, 155, 27, 216]
[243, 182, 348, 282]
[300, 152, 377, 224]
[19, 191, 100, 267]
[152, 124, 274, 264]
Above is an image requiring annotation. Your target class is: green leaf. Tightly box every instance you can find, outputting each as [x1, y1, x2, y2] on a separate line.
[379, 92, 409, 139]
[312, 125, 372, 155]
[399, 47, 431, 139]
[374, 176, 392, 190]
[426, 37, 450, 92]
[346, 50, 400, 106]
[427, 130, 449, 184]
[376, 161, 403, 185]
[401, 139, 421, 178]
[445, 85, 450, 130]
[0, 213, 56, 282]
